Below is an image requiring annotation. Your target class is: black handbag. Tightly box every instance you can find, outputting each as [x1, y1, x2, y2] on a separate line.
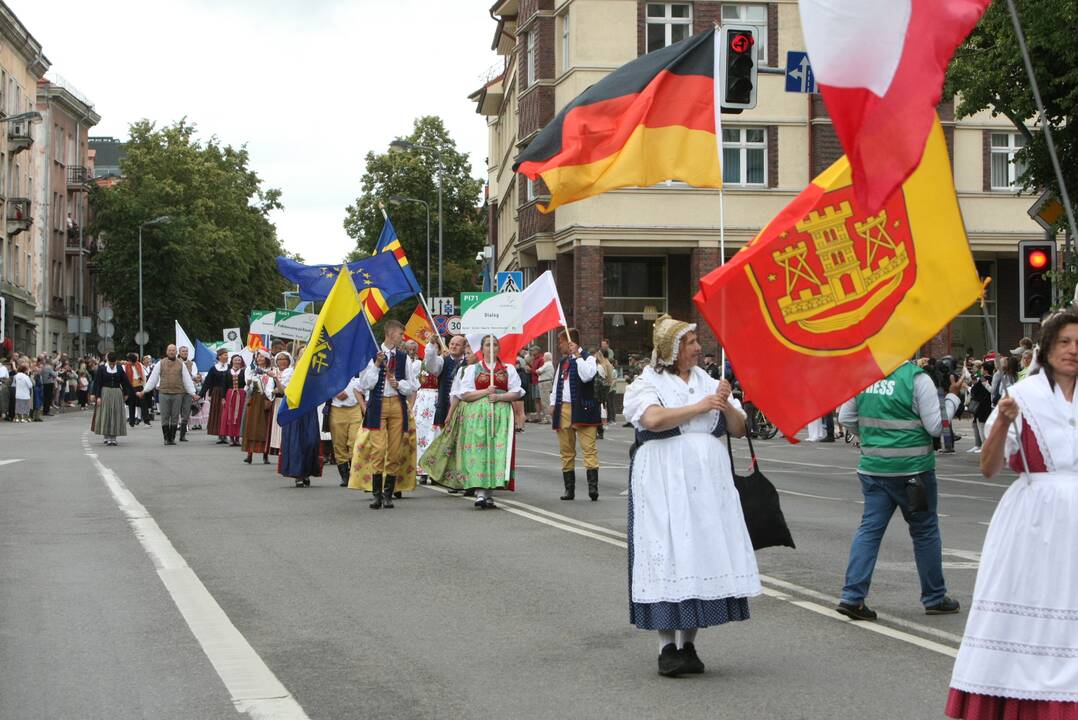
[726, 431, 796, 550]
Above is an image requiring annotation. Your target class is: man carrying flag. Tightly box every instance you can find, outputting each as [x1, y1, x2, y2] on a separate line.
[277, 264, 380, 488]
[350, 319, 419, 509]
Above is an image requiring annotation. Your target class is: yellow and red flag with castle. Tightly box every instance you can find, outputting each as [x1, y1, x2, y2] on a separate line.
[694, 117, 981, 439]
[403, 302, 436, 359]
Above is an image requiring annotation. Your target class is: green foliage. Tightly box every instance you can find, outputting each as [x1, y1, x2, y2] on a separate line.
[343, 116, 486, 306]
[90, 119, 289, 352]
[946, 0, 1078, 301]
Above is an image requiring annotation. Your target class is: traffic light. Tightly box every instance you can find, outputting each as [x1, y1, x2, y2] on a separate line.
[719, 25, 757, 112]
[1018, 239, 1056, 322]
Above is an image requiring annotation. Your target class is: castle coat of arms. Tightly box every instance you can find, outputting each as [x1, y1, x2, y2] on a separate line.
[747, 186, 917, 353]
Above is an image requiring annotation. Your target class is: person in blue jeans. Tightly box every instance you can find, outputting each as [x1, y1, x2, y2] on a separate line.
[836, 361, 966, 620]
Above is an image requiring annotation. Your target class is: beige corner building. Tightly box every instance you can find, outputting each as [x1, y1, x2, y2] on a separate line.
[0, 1, 48, 355]
[472, 0, 1043, 362]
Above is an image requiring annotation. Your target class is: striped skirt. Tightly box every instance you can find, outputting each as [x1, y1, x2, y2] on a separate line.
[93, 387, 128, 437]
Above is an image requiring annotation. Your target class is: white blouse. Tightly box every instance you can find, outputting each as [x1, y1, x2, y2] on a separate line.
[623, 365, 744, 434]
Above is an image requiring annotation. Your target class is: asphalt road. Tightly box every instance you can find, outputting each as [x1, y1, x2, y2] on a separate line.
[0, 410, 1011, 720]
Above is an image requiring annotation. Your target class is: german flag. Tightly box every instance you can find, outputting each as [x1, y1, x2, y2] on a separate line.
[514, 28, 720, 212]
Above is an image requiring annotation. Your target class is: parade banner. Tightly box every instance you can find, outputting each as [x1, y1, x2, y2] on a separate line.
[272, 311, 318, 341]
[460, 292, 523, 339]
[465, 271, 567, 364]
[222, 328, 242, 351]
[249, 310, 277, 335]
[695, 118, 980, 440]
[514, 28, 721, 212]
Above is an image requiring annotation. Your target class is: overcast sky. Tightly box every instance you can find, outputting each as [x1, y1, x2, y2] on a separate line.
[12, 0, 499, 263]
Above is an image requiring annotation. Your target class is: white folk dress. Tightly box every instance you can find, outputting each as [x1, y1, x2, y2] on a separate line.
[948, 371, 1078, 715]
[623, 366, 762, 630]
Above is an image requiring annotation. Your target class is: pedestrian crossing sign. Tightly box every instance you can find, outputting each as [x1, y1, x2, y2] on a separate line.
[497, 271, 523, 293]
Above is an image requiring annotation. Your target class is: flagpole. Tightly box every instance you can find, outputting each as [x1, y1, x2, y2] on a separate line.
[379, 203, 448, 353]
[1005, 0, 1078, 302]
[713, 22, 728, 376]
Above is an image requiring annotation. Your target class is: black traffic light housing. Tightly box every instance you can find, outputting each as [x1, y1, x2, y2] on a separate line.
[719, 25, 758, 112]
[1018, 239, 1056, 322]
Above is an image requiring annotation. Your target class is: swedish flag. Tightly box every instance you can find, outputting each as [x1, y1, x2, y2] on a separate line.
[277, 266, 379, 426]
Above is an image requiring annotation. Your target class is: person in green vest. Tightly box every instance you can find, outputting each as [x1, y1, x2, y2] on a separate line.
[835, 361, 965, 621]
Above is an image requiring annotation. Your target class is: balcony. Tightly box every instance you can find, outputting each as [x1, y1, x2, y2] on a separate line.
[8, 121, 32, 155]
[65, 226, 96, 255]
[67, 166, 92, 190]
[6, 197, 31, 237]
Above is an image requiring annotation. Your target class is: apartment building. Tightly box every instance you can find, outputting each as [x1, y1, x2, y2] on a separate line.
[34, 74, 101, 356]
[473, 0, 1044, 361]
[0, 2, 48, 355]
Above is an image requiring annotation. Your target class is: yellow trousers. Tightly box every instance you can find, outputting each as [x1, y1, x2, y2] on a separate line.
[329, 404, 364, 464]
[556, 403, 599, 471]
[366, 397, 408, 477]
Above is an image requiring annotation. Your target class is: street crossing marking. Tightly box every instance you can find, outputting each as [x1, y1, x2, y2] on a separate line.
[81, 434, 311, 720]
[421, 484, 968, 657]
[0, 459, 24, 466]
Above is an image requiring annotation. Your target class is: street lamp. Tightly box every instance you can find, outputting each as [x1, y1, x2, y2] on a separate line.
[138, 215, 171, 358]
[387, 195, 431, 297]
[388, 138, 444, 296]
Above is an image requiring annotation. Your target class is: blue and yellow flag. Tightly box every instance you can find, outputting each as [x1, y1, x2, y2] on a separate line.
[275, 248, 418, 305]
[374, 217, 422, 294]
[277, 266, 379, 426]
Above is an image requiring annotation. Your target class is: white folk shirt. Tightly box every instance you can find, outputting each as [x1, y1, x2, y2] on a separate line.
[331, 376, 365, 408]
[358, 343, 419, 398]
[142, 358, 196, 394]
[549, 354, 602, 407]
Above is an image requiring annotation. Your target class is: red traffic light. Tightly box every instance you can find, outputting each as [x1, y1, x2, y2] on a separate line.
[730, 33, 754, 54]
[1028, 249, 1049, 269]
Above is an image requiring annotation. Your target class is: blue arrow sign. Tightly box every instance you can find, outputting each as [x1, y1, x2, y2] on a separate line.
[785, 51, 816, 94]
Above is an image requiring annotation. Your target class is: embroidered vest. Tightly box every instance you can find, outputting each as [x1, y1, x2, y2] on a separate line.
[433, 355, 462, 427]
[552, 351, 601, 429]
[158, 358, 185, 394]
[362, 348, 410, 432]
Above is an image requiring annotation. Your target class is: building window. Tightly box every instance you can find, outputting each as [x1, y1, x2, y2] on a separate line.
[526, 30, 537, 87]
[561, 10, 571, 72]
[721, 4, 768, 62]
[722, 127, 767, 186]
[646, 3, 692, 53]
[603, 256, 668, 361]
[526, 177, 536, 202]
[990, 132, 1026, 190]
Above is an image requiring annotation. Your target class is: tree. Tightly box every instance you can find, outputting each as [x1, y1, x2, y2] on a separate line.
[946, 0, 1078, 300]
[343, 116, 486, 313]
[90, 119, 289, 352]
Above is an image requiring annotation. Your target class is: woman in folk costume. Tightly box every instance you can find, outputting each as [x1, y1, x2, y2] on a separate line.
[218, 354, 247, 447]
[622, 315, 761, 678]
[947, 309, 1078, 720]
[276, 349, 322, 488]
[90, 352, 133, 446]
[420, 336, 524, 509]
[413, 348, 442, 485]
[422, 345, 478, 493]
[199, 348, 232, 444]
[241, 350, 275, 465]
[267, 351, 292, 456]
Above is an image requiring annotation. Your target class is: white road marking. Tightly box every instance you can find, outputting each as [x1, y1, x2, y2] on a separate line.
[0, 458, 24, 466]
[420, 484, 966, 656]
[943, 548, 982, 562]
[81, 434, 310, 720]
[936, 475, 1010, 489]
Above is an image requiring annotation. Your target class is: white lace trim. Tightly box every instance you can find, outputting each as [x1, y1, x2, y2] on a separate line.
[961, 636, 1078, 659]
[951, 680, 1078, 702]
[974, 599, 1078, 621]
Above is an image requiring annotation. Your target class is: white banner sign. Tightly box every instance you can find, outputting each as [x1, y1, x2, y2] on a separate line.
[459, 292, 522, 336]
[272, 313, 318, 341]
[222, 327, 242, 351]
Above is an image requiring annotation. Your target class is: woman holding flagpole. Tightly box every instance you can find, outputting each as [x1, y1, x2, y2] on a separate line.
[421, 335, 524, 508]
[623, 315, 761, 677]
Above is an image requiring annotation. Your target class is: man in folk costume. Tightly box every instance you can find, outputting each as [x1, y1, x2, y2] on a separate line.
[177, 345, 201, 442]
[123, 352, 151, 426]
[550, 327, 603, 501]
[329, 373, 366, 487]
[354, 319, 419, 509]
[140, 344, 198, 446]
[418, 334, 467, 484]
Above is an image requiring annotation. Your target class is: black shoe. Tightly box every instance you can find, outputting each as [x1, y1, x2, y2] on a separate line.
[462, 488, 476, 497]
[302, 478, 311, 487]
[447, 488, 462, 494]
[561, 471, 576, 501]
[474, 497, 486, 509]
[836, 601, 877, 621]
[179, 424, 188, 442]
[382, 476, 396, 508]
[657, 643, 688, 677]
[925, 597, 961, 615]
[679, 642, 705, 674]
[596, 427, 604, 439]
[419, 475, 428, 485]
[337, 462, 350, 488]
[586, 468, 599, 501]
[216, 437, 228, 444]
[295, 477, 305, 488]
[483, 497, 496, 509]
[244, 455, 252, 464]
[369, 475, 384, 509]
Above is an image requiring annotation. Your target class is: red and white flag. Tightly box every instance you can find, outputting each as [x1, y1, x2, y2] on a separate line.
[800, 0, 989, 211]
[467, 270, 567, 363]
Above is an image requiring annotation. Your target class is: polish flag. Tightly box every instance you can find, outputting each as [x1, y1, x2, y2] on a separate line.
[468, 270, 567, 363]
[800, 0, 989, 211]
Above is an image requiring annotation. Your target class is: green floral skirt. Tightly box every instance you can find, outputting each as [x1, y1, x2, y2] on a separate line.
[420, 397, 515, 490]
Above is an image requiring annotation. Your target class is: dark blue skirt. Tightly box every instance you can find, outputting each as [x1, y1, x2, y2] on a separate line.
[279, 410, 321, 478]
[627, 476, 751, 630]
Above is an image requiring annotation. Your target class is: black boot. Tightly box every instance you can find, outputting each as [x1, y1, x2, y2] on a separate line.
[179, 423, 188, 442]
[382, 476, 397, 508]
[338, 462, 350, 488]
[597, 425, 604, 439]
[369, 475, 383, 509]
[587, 468, 599, 501]
[162, 424, 172, 445]
[560, 471, 576, 501]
